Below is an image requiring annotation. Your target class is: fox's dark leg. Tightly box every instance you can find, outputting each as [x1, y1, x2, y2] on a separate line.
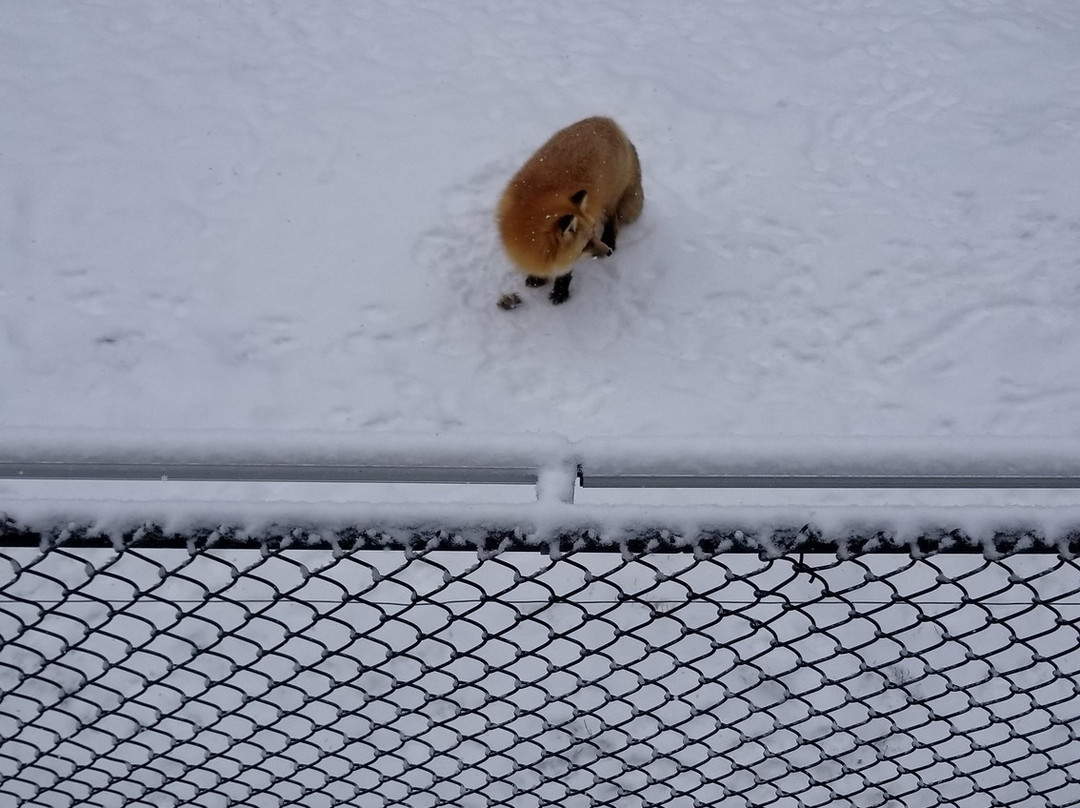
[600, 216, 619, 252]
[525, 275, 549, 288]
[550, 272, 572, 304]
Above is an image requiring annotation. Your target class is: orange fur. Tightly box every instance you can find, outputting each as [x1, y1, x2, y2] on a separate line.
[497, 117, 643, 280]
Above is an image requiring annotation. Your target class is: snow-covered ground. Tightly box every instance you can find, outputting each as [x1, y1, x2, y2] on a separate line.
[3, 1, 1079, 448]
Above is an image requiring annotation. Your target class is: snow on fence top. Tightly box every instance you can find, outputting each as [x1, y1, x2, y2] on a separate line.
[3, 431, 1080, 544]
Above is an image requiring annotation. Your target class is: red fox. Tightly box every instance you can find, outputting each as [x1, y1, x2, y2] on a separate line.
[497, 117, 643, 304]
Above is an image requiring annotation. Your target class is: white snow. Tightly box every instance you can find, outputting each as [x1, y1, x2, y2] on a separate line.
[2, 1, 1079, 453]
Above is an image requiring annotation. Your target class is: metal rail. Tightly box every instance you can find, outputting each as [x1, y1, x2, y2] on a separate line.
[581, 472, 1080, 488]
[3, 460, 1080, 489]
[0, 460, 537, 485]
[5, 433, 1080, 507]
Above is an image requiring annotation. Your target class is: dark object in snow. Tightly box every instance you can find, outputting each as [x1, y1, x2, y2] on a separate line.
[497, 293, 522, 310]
[550, 273, 572, 305]
[525, 275, 548, 288]
[600, 217, 617, 252]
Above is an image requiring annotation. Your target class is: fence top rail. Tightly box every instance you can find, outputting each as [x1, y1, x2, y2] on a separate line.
[4, 430, 1080, 487]
[5, 431, 1080, 551]
[5, 463, 1080, 489]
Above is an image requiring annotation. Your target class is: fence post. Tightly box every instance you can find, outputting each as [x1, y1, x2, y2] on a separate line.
[535, 461, 577, 504]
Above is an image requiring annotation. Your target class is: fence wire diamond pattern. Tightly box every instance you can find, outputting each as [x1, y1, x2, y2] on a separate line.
[1, 527, 1079, 808]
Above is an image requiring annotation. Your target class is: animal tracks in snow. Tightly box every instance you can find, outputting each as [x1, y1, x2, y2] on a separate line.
[228, 317, 301, 363]
[3, 1, 1080, 439]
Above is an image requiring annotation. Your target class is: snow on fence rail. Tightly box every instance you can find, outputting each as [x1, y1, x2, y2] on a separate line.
[5, 430, 1080, 543]
[1, 529, 1079, 808]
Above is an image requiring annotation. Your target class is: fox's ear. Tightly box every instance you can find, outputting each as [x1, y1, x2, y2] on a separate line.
[556, 214, 576, 235]
[570, 189, 588, 208]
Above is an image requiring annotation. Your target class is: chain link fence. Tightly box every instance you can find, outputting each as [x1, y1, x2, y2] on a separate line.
[2, 521, 1079, 808]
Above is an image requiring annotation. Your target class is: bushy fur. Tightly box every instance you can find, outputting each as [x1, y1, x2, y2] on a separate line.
[497, 117, 643, 300]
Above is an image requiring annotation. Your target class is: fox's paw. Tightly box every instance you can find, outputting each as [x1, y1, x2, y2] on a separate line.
[549, 273, 572, 305]
[525, 275, 549, 288]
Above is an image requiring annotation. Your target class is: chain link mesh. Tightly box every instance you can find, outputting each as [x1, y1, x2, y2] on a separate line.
[2, 524, 1079, 808]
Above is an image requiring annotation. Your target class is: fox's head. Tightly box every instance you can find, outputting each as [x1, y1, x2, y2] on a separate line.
[550, 189, 613, 265]
[499, 186, 609, 277]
